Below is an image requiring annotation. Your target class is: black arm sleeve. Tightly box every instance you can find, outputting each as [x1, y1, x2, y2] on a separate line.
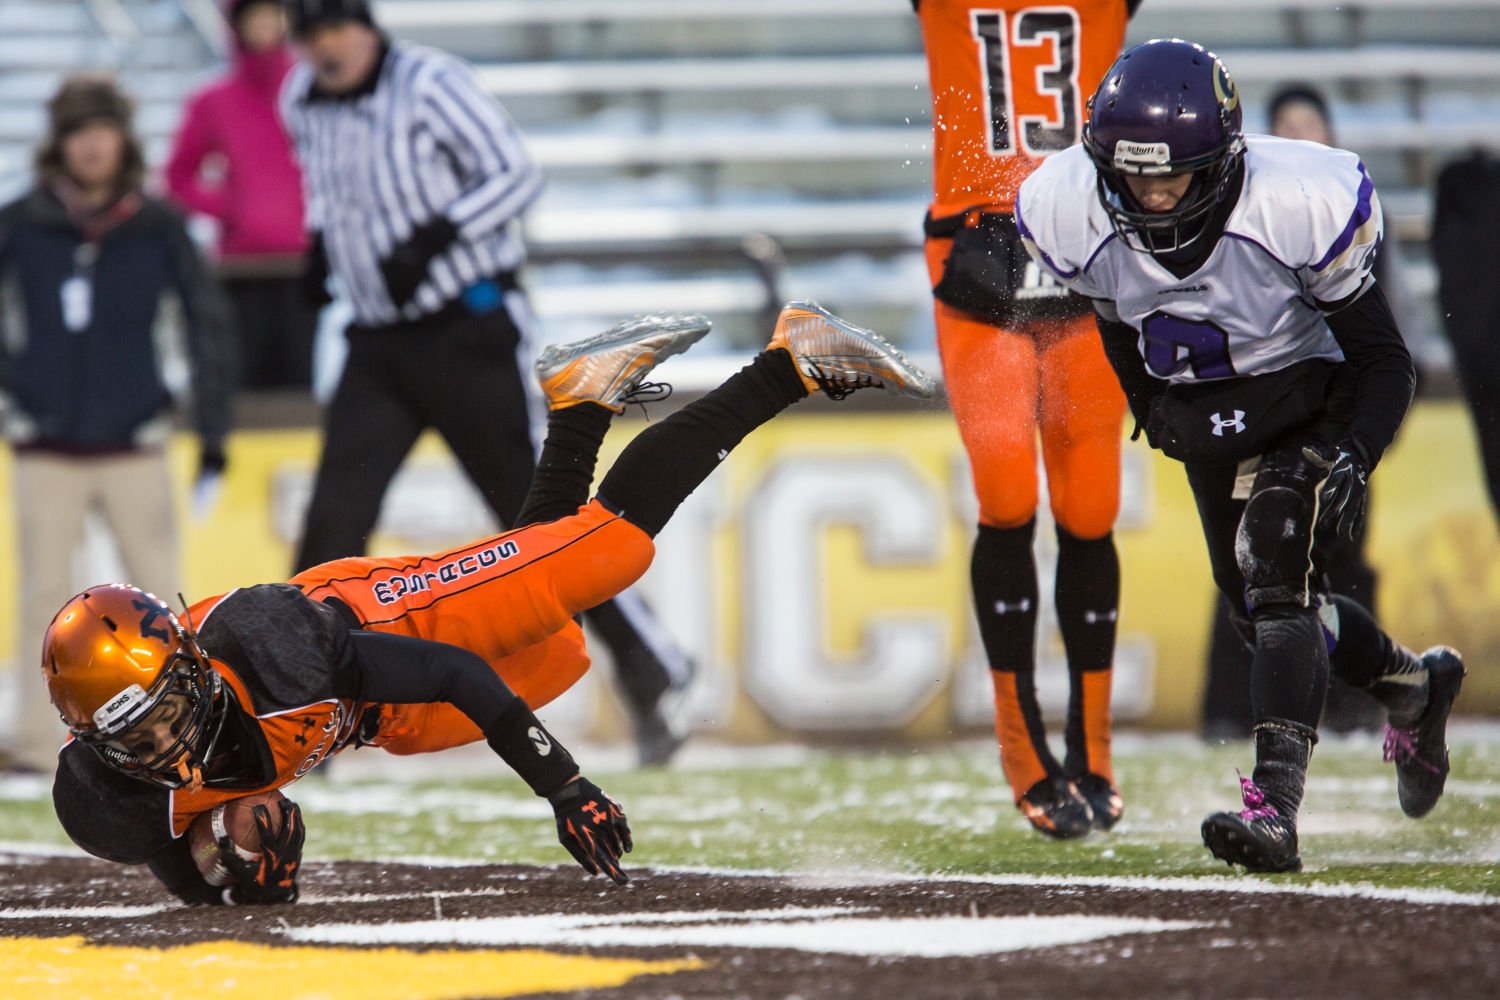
[335, 631, 578, 795]
[335, 630, 520, 732]
[147, 837, 225, 905]
[1323, 280, 1416, 469]
[1095, 313, 1167, 431]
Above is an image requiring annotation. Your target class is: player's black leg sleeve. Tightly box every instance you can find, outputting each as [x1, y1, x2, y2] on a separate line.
[1236, 444, 1329, 729]
[1325, 594, 1429, 726]
[1248, 604, 1329, 729]
[1055, 528, 1119, 673]
[514, 402, 614, 528]
[597, 350, 807, 537]
[1055, 527, 1118, 777]
[973, 520, 1041, 673]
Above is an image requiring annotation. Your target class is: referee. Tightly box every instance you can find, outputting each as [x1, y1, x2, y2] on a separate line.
[281, 0, 693, 765]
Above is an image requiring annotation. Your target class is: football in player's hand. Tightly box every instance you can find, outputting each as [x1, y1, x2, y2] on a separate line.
[187, 790, 286, 886]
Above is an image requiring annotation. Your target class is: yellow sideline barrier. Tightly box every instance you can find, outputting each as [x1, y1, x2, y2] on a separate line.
[0, 400, 1492, 736]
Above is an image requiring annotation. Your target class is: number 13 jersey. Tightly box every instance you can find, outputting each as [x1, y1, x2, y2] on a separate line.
[1015, 136, 1383, 383]
[917, 0, 1129, 216]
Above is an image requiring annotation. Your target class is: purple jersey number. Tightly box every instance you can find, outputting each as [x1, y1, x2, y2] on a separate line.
[1141, 311, 1236, 379]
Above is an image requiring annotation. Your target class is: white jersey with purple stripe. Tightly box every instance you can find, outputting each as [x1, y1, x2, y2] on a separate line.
[1015, 136, 1382, 383]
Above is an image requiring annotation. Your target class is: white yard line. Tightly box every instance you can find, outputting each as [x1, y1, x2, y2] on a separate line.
[633, 863, 1500, 908]
[282, 910, 1210, 957]
[0, 904, 170, 919]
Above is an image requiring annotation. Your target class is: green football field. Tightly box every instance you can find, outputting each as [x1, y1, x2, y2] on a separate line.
[4, 728, 1497, 895]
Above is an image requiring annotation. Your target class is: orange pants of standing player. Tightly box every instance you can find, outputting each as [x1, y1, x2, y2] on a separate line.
[924, 237, 1125, 537]
[926, 236, 1126, 799]
[292, 499, 654, 756]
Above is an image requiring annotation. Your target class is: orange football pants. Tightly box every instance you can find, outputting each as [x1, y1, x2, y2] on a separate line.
[925, 237, 1125, 536]
[293, 500, 655, 756]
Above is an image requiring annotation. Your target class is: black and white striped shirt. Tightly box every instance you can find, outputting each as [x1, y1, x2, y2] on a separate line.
[281, 42, 543, 327]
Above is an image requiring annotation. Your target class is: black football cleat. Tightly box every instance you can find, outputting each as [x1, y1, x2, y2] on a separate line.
[1018, 775, 1094, 840]
[1384, 646, 1466, 819]
[1202, 810, 1302, 873]
[1075, 773, 1124, 831]
[1201, 772, 1301, 873]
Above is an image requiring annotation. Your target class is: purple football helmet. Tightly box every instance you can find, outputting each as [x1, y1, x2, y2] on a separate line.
[1082, 38, 1246, 254]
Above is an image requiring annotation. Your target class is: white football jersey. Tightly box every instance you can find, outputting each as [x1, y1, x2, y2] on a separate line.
[1015, 136, 1382, 383]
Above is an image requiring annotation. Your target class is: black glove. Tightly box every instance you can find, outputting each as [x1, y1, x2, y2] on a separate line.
[548, 776, 632, 885]
[219, 799, 306, 904]
[1316, 445, 1369, 541]
[380, 216, 459, 309]
[301, 231, 333, 308]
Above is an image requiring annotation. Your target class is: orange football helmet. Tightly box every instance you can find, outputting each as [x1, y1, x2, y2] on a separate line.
[42, 584, 225, 790]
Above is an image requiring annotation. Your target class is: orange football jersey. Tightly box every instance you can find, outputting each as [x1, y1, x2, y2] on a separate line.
[917, 0, 1128, 216]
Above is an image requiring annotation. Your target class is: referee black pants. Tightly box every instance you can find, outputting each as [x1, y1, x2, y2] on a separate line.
[295, 302, 535, 571]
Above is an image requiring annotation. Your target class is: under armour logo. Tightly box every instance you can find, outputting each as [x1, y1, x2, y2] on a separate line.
[1083, 609, 1119, 625]
[584, 800, 608, 824]
[1210, 410, 1246, 436]
[993, 598, 1033, 615]
[527, 726, 553, 756]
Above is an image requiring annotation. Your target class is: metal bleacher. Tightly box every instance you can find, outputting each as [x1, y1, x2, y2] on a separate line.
[374, 0, 1500, 358]
[0, 0, 1496, 360]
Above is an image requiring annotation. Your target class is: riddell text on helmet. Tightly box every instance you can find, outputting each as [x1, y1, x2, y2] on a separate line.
[371, 539, 520, 605]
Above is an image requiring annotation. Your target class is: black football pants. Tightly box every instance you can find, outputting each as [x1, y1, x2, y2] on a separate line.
[1186, 439, 1394, 731]
[294, 304, 536, 571]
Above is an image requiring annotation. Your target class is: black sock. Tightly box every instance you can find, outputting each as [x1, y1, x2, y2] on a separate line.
[1055, 527, 1119, 777]
[1249, 604, 1329, 729]
[598, 350, 807, 537]
[514, 402, 613, 528]
[1326, 595, 1428, 725]
[972, 520, 1040, 672]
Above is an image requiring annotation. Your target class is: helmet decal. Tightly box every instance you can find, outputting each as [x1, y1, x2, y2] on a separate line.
[1213, 59, 1240, 115]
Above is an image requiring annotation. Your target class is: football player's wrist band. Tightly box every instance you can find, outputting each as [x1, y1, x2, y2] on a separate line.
[484, 698, 578, 797]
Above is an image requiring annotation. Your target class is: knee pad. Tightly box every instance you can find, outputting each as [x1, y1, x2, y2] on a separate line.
[1237, 483, 1318, 612]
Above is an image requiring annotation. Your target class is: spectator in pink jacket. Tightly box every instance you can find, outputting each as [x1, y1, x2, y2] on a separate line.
[165, 0, 316, 389]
